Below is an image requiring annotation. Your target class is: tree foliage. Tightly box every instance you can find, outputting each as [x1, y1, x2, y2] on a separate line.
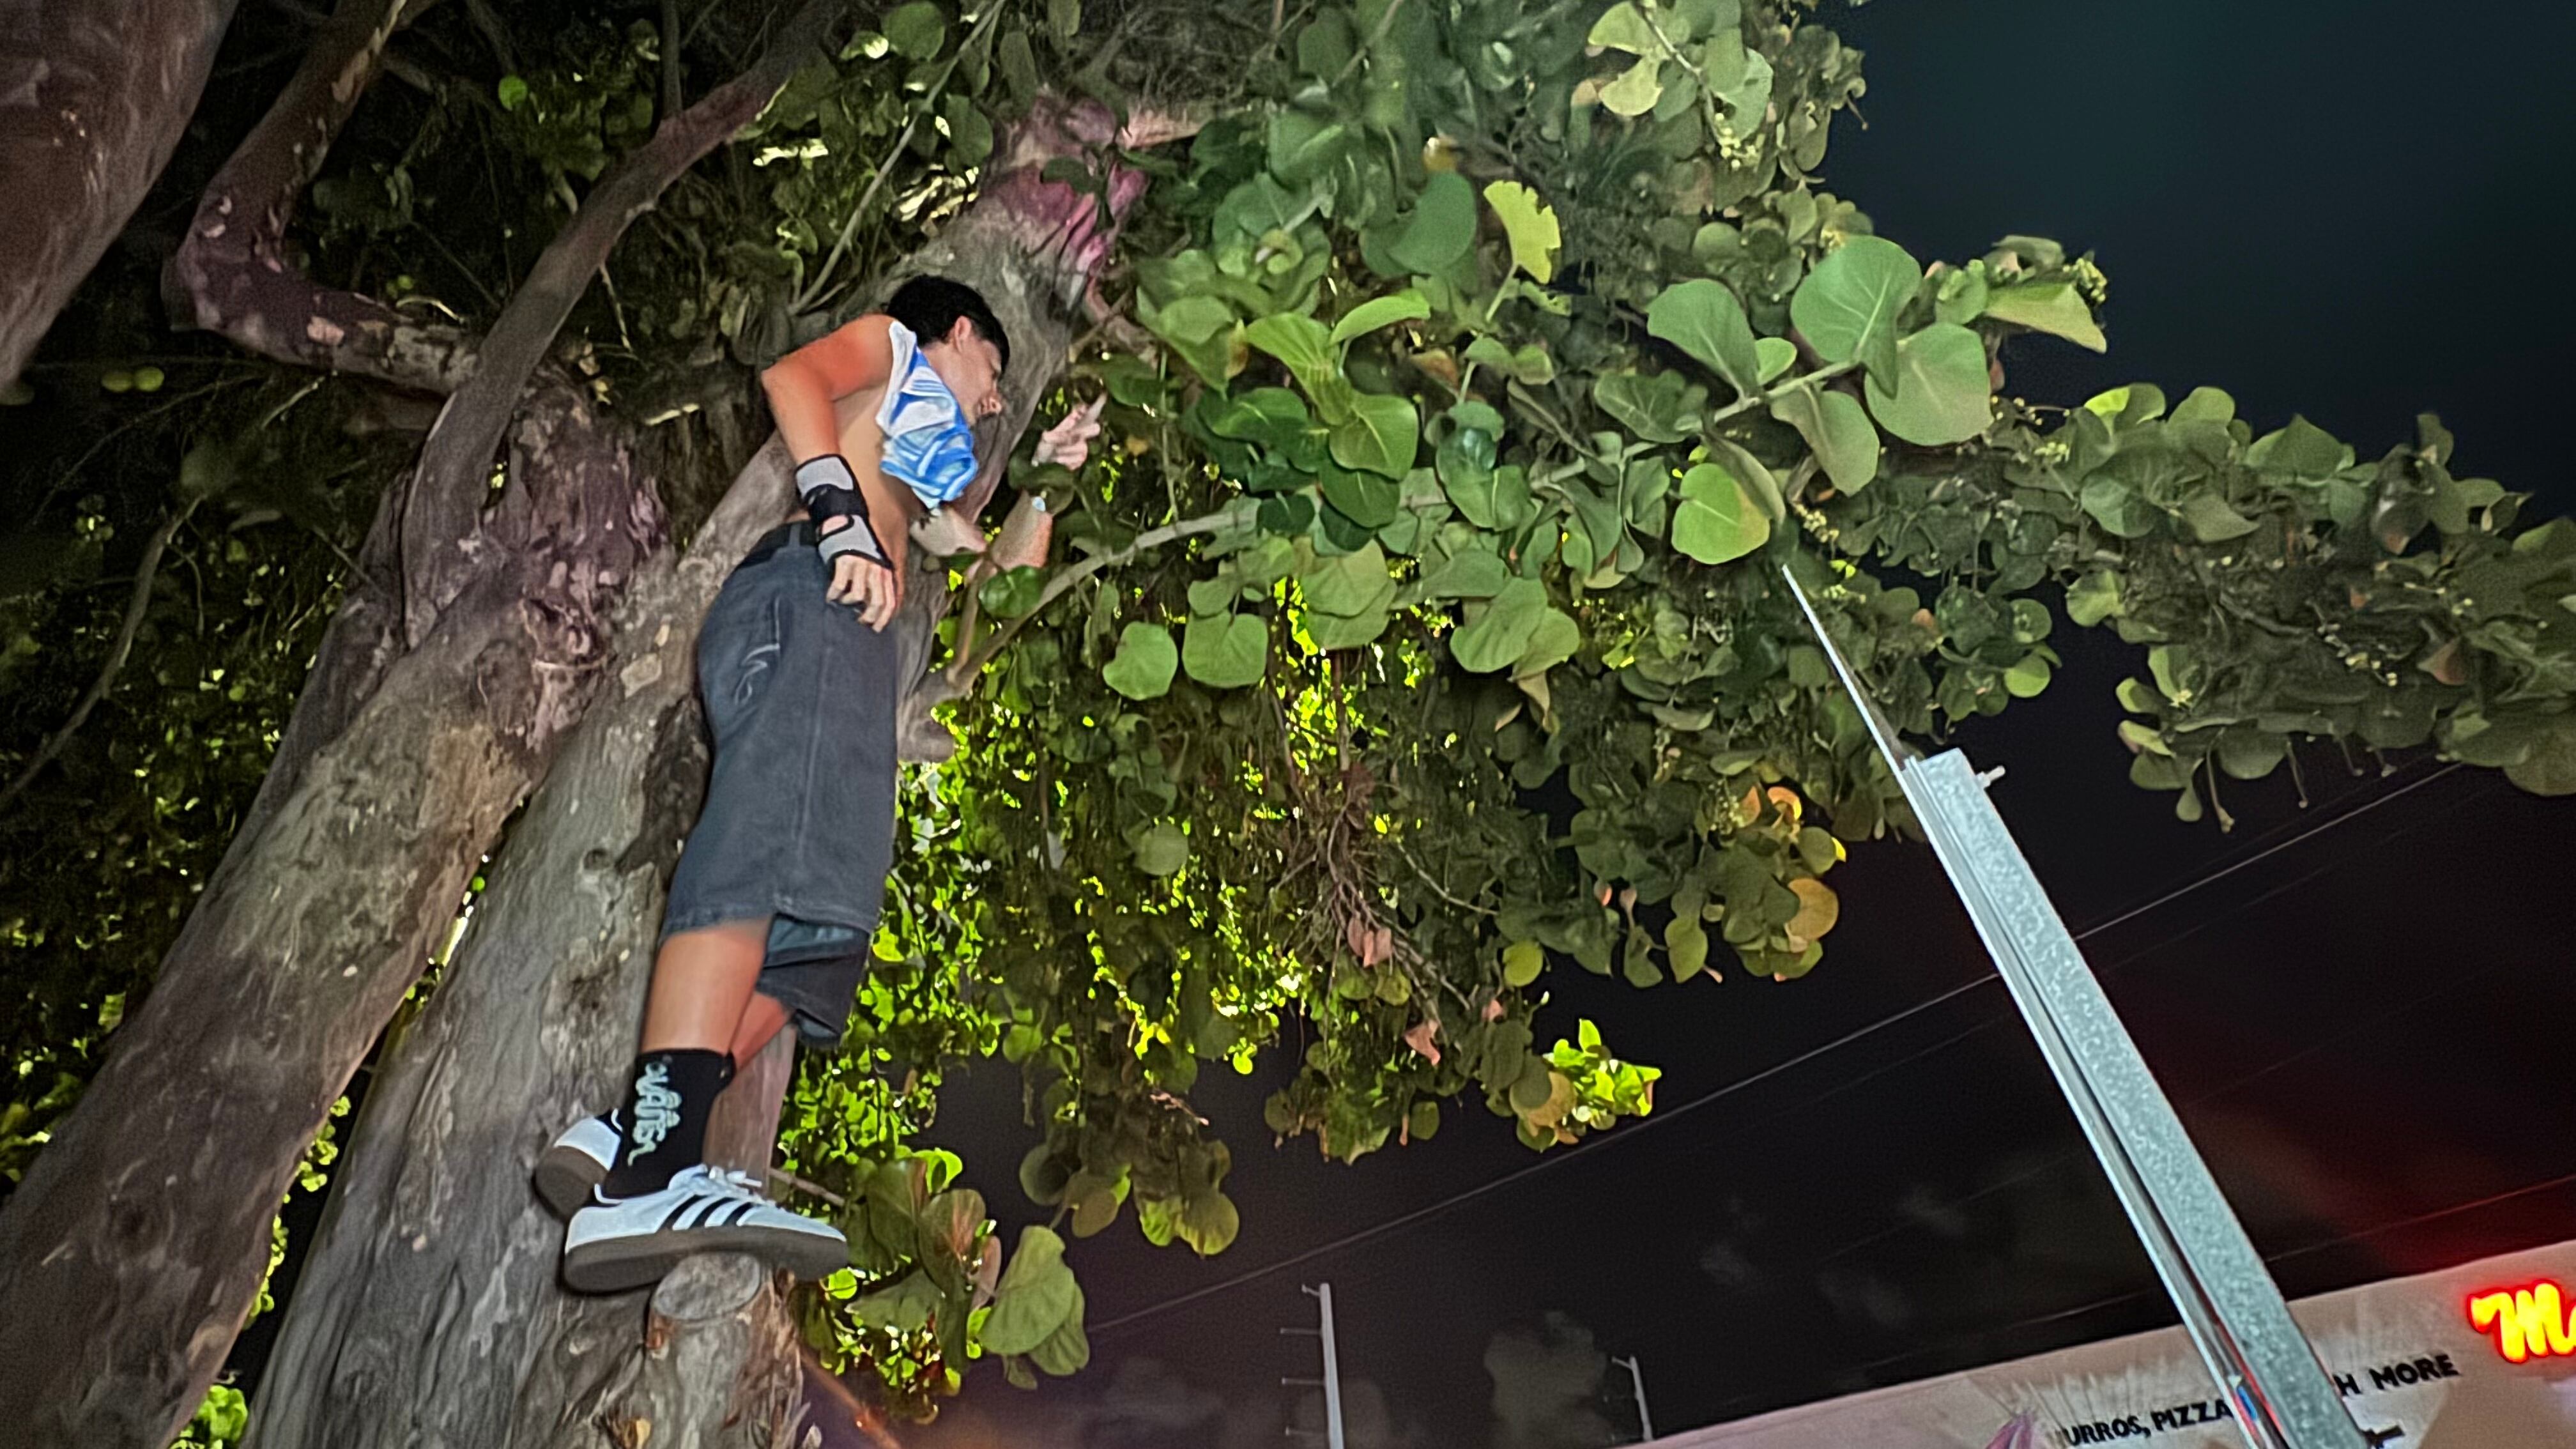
[4, 0, 2572, 1430]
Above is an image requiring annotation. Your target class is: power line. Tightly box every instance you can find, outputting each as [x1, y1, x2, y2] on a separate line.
[1790, 1168, 2576, 1400]
[1092, 760, 2475, 1338]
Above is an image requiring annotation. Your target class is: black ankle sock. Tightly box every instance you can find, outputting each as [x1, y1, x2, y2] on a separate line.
[599, 1048, 733, 1199]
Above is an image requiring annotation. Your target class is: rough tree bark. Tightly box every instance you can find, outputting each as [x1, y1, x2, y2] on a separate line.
[250, 100, 1172, 1449]
[0, 2, 836, 1444]
[0, 0, 239, 388]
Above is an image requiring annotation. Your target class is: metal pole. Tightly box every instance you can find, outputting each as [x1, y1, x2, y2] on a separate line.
[1613, 1354, 1653, 1442]
[1781, 567, 2365, 1449]
[1304, 1283, 1348, 1449]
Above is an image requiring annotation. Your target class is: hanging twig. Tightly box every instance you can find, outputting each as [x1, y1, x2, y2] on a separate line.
[3, 502, 199, 811]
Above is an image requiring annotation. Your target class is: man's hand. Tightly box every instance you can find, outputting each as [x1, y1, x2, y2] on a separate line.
[1032, 395, 1106, 470]
[822, 519, 905, 629]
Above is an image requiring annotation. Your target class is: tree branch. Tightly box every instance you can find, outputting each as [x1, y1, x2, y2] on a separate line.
[399, 0, 839, 641]
[946, 505, 1244, 687]
[165, 0, 476, 392]
[1707, 358, 1862, 427]
[0, 0, 239, 389]
[2, 503, 197, 811]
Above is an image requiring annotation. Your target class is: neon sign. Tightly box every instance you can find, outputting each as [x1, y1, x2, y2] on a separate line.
[2467, 1280, 2576, 1363]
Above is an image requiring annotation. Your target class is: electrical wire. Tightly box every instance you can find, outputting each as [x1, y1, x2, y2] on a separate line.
[1792, 1168, 2576, 1399]
[1091, 758, 2478, 1338]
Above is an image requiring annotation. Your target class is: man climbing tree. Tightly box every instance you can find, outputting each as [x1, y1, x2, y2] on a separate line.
[536, 277, 1103, 1292]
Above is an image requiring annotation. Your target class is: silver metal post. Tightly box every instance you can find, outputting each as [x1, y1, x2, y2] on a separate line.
[1613, 1354, 1653, 1442]
[1303, 1283, 1348, 1449]
[1781, 567, 2364, 1449]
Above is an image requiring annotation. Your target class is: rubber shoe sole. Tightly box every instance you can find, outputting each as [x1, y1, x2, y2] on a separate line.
[560, 1167, 847, 1294]
[533, 1112, 618, 1218]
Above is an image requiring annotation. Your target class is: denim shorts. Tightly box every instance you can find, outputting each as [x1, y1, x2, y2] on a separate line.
[660, 522, 895, 1047]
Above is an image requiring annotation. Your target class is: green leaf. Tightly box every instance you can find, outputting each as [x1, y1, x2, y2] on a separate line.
[1330, 289, 1430, 344]
[1600, 57, 1665, 117]
[1586, 1, 1659, 54]
[884, 1, 948, 59]
[1768, 386, 1879, 493]
[1981, 281, 2106, 352]
[1176, 1190, 1241, 1256]
[1418, 548, 1510, 599]
[1320, 462, 1400, 526]
[1483, 181, 1561, 284]
[2501, 715, 2576, 795]
[977, 565, 1045, 618]
[1029, 1283, 1091, 1374]
[496, 74, 530, 110]
[1389, 171, 1476, 274]
[2246, 416, 2349, 478]
[1452, 577, 1549, 673]
[1445, 459, 1531, 532]
[1516, 608, 1581, 677]
[981, 1226, 1077, 1354]
[2168, 386, 2237, 427]
[1330, 394, 1419, 477]
[1142, 294, 1241, 388]
[1862, 323, 1992, 446]
[1790, 236, 1921, 385]
[1664, 914, 1709, 982]
[1130, 822, 1190, 875]
[1102, 624, 1178, 700]
[1593, 370, 1698, 443]
[1245, 312, 1338, 399]
[1647, 279, 1763, 398]
[1206, 387, 1309, 452]
[2079, 475, 2161, 539]
[1300, 541, 1391, 615]
[2067, 570, 2124, 627]
[1182, 612, 1269, 688]
[1306, 595, 1392, 649]
[2181, 491, 2259, 542]
[1502, 939, 1545, 987]
[1754, 337, 1797, 385]
[1669, 463, 1770, 564]
[2004, 654, 2053, 698]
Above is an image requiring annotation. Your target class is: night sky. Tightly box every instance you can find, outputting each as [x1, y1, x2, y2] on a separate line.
[905, 3, 2576, 1446]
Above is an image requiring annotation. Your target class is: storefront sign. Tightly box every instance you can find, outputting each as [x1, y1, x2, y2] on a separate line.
[2467, 1280, 2576, 1363]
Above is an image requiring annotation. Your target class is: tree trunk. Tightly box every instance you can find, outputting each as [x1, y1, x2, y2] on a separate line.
[250, 103, 1169, 1448]
[0, 0, 238, 388]
[0, 4, 848, 1441]
[0, 386, 661, 1449]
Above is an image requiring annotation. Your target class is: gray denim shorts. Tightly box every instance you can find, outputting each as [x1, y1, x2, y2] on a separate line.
[661, 522, 896, 1047]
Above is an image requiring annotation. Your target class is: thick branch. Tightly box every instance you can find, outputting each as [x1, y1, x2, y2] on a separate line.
[0, 0, 238, 388]
[400, 0, 838, 641]
[164, 0, 474, 392]
[0, 502, 196, 809]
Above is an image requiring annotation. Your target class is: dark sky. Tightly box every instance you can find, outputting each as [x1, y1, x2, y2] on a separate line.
[908, 3, 2576, 1446]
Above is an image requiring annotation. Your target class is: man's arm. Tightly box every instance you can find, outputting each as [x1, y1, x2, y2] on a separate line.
[761, 315, 910, 627]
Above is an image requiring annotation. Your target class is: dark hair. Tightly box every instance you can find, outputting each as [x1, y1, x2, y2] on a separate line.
[884, 276, 1009, 376]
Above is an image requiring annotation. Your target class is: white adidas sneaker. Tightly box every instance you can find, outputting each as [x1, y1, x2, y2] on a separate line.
[533, 1111, 620, 1218]
[561, 1163, 848, 1294]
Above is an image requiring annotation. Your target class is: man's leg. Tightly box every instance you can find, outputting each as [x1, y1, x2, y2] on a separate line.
[562, 919, 847, 1292]
[640, 917, 770, 1053]
[597, 919, 769, 1199]
[725, 990, 792, 1068]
